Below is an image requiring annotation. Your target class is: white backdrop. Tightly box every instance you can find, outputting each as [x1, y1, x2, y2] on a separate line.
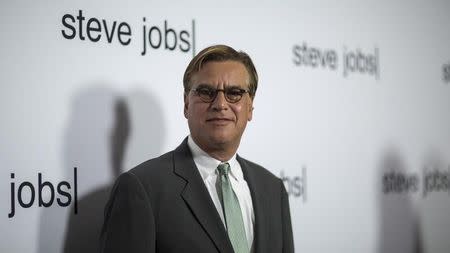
[1, 1, 450, 253]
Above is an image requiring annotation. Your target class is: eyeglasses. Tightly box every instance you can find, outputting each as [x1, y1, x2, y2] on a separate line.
[190, 86, 250, 103]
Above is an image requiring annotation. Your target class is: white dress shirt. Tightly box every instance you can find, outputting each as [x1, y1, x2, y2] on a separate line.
[187, 136, 255, 251]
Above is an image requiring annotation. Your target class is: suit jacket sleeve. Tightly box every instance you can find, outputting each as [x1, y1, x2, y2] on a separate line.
[100, 172, 156, 253]
[281, 180, 295, 253]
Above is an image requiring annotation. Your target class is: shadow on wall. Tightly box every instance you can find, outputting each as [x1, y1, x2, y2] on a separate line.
[37, 86, 166, 253]
[420, 150, 450, 253]
[377, 147, 423, 253]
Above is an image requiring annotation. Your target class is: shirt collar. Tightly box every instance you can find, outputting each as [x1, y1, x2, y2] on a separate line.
[187, 135, 242, 181]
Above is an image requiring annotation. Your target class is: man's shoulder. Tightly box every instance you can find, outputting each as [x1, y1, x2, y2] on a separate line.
[128, 150, 175, 178]
[238, 156, 281, 183]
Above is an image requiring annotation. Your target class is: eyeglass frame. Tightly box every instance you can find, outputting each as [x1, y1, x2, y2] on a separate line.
[189, 85, 251, 103]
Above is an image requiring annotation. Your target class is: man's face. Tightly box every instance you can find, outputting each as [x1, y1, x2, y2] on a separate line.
[184, 60, 253, 154]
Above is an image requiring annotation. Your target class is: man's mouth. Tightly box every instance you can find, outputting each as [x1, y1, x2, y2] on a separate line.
[206, 118, 233, 123]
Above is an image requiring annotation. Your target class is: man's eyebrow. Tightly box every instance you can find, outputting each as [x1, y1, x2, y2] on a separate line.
[193, 84, 245, 89]
[194, 83, 213, 89]
[225, 85, 244, 89]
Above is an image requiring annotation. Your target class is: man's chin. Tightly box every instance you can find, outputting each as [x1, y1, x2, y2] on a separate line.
[206, 133, 237, 147]
[209, 136, 229, 146]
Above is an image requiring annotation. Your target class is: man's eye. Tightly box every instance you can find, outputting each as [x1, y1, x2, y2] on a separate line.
[227, 89, 244, 96]
[197, 88, 214, 96]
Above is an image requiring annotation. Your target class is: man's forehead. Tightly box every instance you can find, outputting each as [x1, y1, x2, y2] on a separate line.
[190, 61, 250, 85]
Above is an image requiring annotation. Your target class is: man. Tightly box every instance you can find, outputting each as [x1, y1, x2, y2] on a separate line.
[101, 45, 294, 253]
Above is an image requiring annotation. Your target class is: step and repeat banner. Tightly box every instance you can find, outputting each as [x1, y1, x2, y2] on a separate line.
[1, 1, 450, 253]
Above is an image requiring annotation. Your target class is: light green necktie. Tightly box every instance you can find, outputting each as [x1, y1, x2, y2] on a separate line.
[217, 163, 249, 253]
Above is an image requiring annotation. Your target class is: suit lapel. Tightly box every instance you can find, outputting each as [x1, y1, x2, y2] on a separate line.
[173, 138, 234, 253]
[238, 156, 268, 253]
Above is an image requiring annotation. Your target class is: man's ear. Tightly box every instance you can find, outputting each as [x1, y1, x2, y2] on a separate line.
[184, 93, 189, 119]
[247, 99, 254, 122]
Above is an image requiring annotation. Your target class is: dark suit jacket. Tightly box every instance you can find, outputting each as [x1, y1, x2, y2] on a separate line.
[101, 138, 294, 253]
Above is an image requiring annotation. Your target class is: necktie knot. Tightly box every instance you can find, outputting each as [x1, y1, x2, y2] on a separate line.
[217, 163, 231, 176]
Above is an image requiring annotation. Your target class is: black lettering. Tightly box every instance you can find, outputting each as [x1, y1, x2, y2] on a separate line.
[383, 174, 390, 193]
[280, 171, 290, 194]
[346, 52, 356, 72]
[327, 51, 338, 70]
[74, 167, 78, 214]
[301, 166, 307, 202]
[179, 30, 190, 52]
[383, 172, 418, 194]
[443, 173, 449, 191]
[443, 63, 450, 83]
[367, 55, 376, 74]
[434, 171, 442, 191]
[86, 18, 101, 42]
[61, 14, 76, 39]
[292, 45, 302, 65]
[309, 48, 319, 67]
[76, 9, 86, 40]
[374, 47, 380, 80]
[292, 177, 302, 197]
[356, 50, 366, 73]
[423, 169, 432, 197]
[300, 42, 307, 60]
[319, 50, 328, 67]
[294, 43, 337, 71]
[396, 174, 406, 192]
[410, 175, 419, 192]
[18, 182, 35, 208]
[8, 173, 15, 218]
[343, 47, 348, 77]
[103, 19, 117, 43]
[38, 173, 54, 207]
[149, 26, 162, 49]
[57, 181, 72, 207]
[141, 18, 147, 56]
[118, 22, 131, 45]
[191, 19, 196, 56]
[164, 20, 177, 50]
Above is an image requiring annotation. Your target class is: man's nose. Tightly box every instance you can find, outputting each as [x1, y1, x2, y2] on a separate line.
[211, 90, 227, 110]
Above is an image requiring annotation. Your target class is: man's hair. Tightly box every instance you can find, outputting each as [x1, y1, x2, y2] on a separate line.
[183, 44, 258, 98]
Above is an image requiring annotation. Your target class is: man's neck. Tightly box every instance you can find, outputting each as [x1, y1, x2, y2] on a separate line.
[189, 136, 239, 162]
[205, 149, 235, 162]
